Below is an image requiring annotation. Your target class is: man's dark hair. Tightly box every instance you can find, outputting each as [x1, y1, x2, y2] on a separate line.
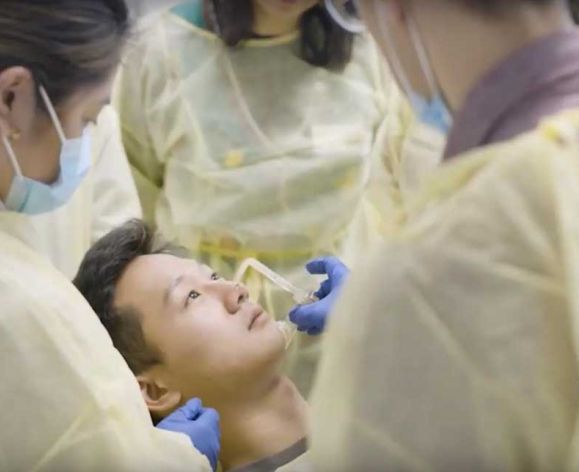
[74, 219, 185, 375]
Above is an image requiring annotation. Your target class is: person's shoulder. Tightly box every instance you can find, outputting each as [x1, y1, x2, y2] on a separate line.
[125, 7, 217, 69]
[0, 227, 55, 282]
[0, 238, 74, 336]
[142, 4, 216, 45]
[389, 108, 579, 277]
[0, 234, 73, 306]
[467, 107, 579, 195]
[409, 108, 579, 216]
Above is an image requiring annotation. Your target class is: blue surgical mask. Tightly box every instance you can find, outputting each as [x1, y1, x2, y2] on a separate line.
[1, 86, 92, 215]
[377, 6, 453, 135]
[407, 91, 453, 135]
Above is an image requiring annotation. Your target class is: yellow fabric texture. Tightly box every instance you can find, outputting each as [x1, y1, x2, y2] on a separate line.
[0, 106, 142, 279]
[310, 109, 579, 471]
[114, 10, 443, 394]
[0, 228, 211, 471]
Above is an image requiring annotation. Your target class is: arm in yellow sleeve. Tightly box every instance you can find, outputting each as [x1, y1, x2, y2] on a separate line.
[0, 238, 212, 471]
[311, 124, 579, 471]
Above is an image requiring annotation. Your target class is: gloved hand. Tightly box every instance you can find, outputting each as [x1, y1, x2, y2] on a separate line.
[157, 398, 221, 471]
[289, 256, 350, 335]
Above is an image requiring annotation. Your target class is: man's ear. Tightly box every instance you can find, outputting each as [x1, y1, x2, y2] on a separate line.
[137, 373, 183, 419]
[0, 66, 35, 138]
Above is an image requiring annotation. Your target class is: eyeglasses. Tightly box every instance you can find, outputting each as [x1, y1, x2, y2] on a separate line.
[324, 0, 365, 33]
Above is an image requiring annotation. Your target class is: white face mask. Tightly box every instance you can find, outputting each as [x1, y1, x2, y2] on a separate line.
[377, 4, 453, 134]
[1, 86, 92, 215]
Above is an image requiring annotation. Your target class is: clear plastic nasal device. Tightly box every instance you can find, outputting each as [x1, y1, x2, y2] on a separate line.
[234, 258, 317, 348]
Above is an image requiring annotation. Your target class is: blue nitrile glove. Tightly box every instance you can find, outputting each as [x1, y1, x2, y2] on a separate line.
[289, 256, 350, 335]
[157, 398, 221, 471]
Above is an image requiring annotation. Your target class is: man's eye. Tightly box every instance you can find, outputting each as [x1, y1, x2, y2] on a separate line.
[186, 290, 201, 305]
[211, 272, 220, 280]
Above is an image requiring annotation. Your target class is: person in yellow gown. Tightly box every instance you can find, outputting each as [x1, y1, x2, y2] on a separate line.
[285, 0, 579, 469]
[0, 1, 219, 470]
[114, 0, 444, 395]
[1, 106, 142, 279]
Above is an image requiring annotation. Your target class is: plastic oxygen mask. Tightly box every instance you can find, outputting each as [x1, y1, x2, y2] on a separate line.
[234, 258, 317, 349]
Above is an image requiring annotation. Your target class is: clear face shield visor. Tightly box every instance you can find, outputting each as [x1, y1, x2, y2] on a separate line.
[324, 0, 365, 33]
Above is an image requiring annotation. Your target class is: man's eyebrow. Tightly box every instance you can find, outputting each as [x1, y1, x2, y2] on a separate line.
[164, 274, 184, 306]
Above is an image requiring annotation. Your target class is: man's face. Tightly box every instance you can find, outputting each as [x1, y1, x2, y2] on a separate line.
[114, 254, 286, 404]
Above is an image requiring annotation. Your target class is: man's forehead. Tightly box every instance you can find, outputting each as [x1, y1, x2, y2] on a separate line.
[138, 253, 201, 273]
[117, 254, 203, 301]
[160, 255, 213, 276]
[135, 254, 216, 287]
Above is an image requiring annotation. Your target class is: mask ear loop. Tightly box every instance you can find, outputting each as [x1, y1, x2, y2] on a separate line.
[376, 3, 416, 101]
[406, 14, 442, 101]
[2, 134, 23, 177]
[1, 86, 69, 186]
[38, 86, 66, 145]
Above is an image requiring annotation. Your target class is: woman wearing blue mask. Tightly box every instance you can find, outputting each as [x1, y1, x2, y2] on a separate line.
[7, 105, 143, 280]
[0, 1, 220, 470]
[288, 0, 579, 469]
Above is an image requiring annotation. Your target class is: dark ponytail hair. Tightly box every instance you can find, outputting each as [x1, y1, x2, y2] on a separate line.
[0, 0, 131, 107]
[204, 0, 354, 70]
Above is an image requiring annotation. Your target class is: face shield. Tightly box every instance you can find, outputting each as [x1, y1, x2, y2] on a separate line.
[324, 0, 365, 33]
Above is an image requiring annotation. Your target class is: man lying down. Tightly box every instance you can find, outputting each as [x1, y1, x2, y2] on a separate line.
[73, 220, 310, 472]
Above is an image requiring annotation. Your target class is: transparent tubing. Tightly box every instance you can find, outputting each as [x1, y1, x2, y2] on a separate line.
[234, 258, 317, 348]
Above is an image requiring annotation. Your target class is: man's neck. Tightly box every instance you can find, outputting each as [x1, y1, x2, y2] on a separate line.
[217, 376, 308, 471]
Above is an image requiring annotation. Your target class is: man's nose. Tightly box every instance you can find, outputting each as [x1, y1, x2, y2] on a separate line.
[211, 281, 249, 313]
